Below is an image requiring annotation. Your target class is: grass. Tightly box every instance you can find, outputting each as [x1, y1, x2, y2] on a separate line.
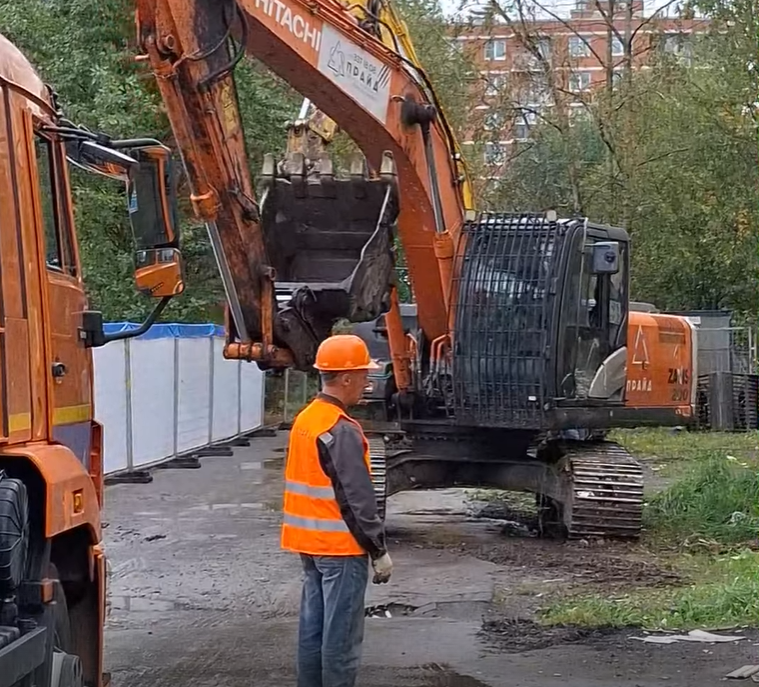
[540, 550, 759, 630]
[611, 427, 758, 476]
[644, 452, 759, 546]
[541, 429, 759, 630]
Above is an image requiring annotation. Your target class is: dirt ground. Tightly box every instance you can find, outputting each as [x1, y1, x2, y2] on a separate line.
[103, 432, 758, 687]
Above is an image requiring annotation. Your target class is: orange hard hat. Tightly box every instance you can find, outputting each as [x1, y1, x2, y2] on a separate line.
[314, 335, 380, 372]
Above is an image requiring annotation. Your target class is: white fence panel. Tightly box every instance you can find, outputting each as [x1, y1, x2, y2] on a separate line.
[93, 340, 129, 474]
[96, 325, 266, 477]
[240, 360, 265, 432]
[129, 338, 176, 468]
[176, 337, 212, 454]
[212, 338, 240, 442]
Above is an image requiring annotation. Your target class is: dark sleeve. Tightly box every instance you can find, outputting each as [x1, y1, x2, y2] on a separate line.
[317, 418, 386, 560]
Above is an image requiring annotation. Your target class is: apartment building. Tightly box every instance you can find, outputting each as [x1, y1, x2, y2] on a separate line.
[453, 0, 706, 167]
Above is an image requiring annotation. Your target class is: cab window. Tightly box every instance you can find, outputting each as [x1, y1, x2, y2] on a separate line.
[34, 134, 76, 277]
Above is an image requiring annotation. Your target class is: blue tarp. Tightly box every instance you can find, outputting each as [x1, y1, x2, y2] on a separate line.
[103, 322, 225, 340]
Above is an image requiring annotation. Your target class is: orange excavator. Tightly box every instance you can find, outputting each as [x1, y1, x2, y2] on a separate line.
[0, 31, 185, 687]
[132, 0, 698, 539]
[0, 0, 698, 682]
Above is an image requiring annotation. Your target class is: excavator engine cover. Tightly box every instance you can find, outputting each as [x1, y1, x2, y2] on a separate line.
[452, 213, 563, 429]
[259, 152, 399, 369]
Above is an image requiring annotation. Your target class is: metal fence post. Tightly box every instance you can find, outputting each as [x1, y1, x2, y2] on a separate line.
[283, 368, 291, 424]
[124, 339, 134, 472]
[207, 334, 216, 445]
[237, 359, 243, 436]
[172, 335, 180, 457]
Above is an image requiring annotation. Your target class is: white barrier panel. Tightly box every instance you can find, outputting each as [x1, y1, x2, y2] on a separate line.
[130, 337, 176, 468]
[241, 358, 265, 431]
[177, 337, 212, 454]
[93, 340, 129, 474]
[95, 323, 265, 476]
[212, 337, 240, 442]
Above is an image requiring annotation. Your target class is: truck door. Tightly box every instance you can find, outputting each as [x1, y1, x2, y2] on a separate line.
[30, 129, 93, 464]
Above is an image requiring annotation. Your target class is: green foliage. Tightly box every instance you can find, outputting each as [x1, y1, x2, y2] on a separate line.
[612, 428, 759, 466]
[0, 0, 295, 322]
[394, 0, 477, 133]
[541, 549, 759, 629]
[483, 4, 758, 319]
[644, 452, 759, 545]
[0, 0, 470, 318]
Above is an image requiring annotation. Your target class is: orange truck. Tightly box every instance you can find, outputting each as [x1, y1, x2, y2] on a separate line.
[0, 32, 186, 687]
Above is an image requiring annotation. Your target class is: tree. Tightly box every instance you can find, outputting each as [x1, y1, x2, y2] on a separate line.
[1, 0, 297, 322]
[461, 0, 757, 318]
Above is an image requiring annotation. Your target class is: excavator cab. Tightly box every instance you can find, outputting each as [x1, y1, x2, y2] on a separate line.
[452, 213, 630, 430]
[258, 149, 400, 352]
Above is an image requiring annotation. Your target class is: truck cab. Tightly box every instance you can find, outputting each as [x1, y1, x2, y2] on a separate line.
[0, 32, 184, 687]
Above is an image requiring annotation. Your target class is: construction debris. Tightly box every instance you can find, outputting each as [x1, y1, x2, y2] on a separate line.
[725, 665, 759, 680]
[630, 630, 746, 645]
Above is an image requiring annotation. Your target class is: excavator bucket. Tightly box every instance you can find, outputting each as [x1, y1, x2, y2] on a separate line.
[258, 151, 400, 368]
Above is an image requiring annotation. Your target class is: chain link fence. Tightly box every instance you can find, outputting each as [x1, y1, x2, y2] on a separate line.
[688, 317, 759, 432]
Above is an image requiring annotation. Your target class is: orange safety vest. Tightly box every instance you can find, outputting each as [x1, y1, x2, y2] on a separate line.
[281, 396, 372, 556]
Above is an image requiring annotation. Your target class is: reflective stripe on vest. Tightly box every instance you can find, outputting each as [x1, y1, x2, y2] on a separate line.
[280, 397, 371, 556]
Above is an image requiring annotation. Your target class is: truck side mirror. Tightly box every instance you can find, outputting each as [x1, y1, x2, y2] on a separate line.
[126, 146, 185, 297]
[134, 247, 185, 298]
[590, 241, 620, 275]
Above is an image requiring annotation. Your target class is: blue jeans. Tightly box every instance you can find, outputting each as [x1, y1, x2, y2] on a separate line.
[297, 554, 369, 687]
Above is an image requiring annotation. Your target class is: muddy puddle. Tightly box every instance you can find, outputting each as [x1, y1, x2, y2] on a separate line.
[479, 617, 622, 653]
[394, 495, 683, 593]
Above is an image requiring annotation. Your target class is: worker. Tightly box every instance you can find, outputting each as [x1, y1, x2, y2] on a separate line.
[281, 334, 393, 687]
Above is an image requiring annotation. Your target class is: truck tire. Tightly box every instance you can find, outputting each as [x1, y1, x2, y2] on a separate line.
[0, 473, 29, 594]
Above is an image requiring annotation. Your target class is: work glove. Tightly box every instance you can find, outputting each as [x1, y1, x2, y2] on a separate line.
[371, 552, 393, 584]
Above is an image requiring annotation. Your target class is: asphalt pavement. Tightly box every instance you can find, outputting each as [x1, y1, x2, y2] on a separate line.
[103, 433, 758, 686]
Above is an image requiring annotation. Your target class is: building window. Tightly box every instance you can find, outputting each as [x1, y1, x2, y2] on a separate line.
[484, 142, 507, 165]
[612, 70, 624, 87]
[484, 39, 507, 61]
[513, 111, 537, 140]
[484, 110, 505, 131]
[537, 38, 552, 61]
[569, 36, 590, 58]
[569, 71, 592, 92]
[662, 33, 692, 62]
[514, 37, 551, 70]
[484, 73, 506, 96]
[611, 36, 625, 56]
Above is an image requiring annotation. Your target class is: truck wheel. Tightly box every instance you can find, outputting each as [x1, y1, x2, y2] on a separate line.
[0, 473, 29, 594]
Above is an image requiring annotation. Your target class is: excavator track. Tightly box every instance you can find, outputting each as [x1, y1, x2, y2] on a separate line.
[367, 435, 388, 522]
[561, 441, 644, 539]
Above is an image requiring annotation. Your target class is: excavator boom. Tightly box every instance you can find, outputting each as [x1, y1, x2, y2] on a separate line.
[135, 0, 472, 371]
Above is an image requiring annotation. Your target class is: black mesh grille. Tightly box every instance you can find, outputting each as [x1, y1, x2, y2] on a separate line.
[451, 213, 561, 428]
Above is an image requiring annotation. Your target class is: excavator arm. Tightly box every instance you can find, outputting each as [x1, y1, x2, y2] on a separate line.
[134, 0, 472, 374]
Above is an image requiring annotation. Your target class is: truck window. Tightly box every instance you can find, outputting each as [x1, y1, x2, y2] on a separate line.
[34, 134, 76, 276]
